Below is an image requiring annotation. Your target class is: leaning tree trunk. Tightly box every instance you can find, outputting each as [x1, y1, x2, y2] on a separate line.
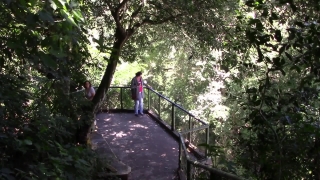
[92, 31, 128, 108]
[76, 29, 128, 144]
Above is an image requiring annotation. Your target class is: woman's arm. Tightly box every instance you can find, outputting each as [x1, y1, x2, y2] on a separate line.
[143, 80, 152, 89]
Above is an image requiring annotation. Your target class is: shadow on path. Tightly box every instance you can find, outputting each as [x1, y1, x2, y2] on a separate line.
[96, 112, 179, 180]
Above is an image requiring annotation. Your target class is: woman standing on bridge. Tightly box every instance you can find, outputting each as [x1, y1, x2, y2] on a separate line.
[131, 72, 151, 117]
[84, 80, 95, 101]
[83, 80, 97, 131]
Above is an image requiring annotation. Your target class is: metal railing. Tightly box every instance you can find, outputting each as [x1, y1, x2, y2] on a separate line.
[102, 86, 243, 180]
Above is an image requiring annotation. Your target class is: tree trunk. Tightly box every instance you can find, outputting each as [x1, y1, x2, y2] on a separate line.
[76, 32, 127, 144]
[92, 30, 127, 110]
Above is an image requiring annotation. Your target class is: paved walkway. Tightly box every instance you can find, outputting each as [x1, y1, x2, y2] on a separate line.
[96, 112, 179, 180]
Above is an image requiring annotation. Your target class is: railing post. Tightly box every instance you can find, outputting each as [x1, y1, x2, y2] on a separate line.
[171, 103, 175, 131]
[147, 88, 150, 111]
[205, 127, 210, 158]
[188, 115, 192, 143]
[187, 160, 192, 180]
[120, 88, 123, 110]
[158, 95, 161, 119]
[179, 137, 182, 169]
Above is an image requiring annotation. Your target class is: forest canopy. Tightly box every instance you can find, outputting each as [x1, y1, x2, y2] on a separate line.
[1, 0, 320, 179]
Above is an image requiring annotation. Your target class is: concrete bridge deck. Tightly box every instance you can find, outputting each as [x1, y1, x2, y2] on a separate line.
[95, 112, 179, 180]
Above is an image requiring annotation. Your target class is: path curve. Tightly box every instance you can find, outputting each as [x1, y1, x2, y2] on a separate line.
[96, 112, 179, 180]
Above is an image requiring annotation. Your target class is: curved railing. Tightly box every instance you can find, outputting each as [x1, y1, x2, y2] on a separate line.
[98, 86, 244, 180]
[70, 86, 243, 179]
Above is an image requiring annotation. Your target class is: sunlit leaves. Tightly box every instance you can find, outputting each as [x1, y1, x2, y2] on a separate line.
[60, 9, 78, 27]
[220, 0, 320, 178]
[51, 0, 67, 10]
[0, 0, 98, 179]
[72, 9, 84, 22]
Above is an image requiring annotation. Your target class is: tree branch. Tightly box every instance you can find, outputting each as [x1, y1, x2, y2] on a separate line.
[116, 0, 130, 20]
[105, 1, 114, 12]
[117, 0, 130, 13]
[113, 0, 130, 35]
[131, 14, 182, 31]
[129, 5, 143, 28]
[131, 5, 143, 19]
[125, 14, 182, 40]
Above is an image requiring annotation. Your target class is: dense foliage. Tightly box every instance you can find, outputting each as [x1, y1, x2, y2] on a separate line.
[2, 0, 320, 179]
[222, 0, 320, 179]
[0, 0, 106, 179]
[103, 0, 320, 179]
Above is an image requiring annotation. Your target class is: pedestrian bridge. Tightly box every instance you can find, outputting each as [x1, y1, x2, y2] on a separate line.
[86, 87, 242, 180]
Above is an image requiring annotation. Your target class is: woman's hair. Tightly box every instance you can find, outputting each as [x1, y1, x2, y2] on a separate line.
[83, 81, 91, 88]
[135, 71, 142, 77]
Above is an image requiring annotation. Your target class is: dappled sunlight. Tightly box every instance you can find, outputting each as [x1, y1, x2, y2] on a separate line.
[130, 124, 149, 129]
[103, 130, 134, 141]
[111, 131, 128, 138]
[126, 150, 135, 153]
[96, 112, 179, 179]
[189, 79, 231, 123]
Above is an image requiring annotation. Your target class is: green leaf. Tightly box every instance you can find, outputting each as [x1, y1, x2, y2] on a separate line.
[52, 0, 66, 9]
[50, 0, 58, 10]
[24, 139, 32, 145]
[60, 9, 78, 27]
[72, 10, 84, 22]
